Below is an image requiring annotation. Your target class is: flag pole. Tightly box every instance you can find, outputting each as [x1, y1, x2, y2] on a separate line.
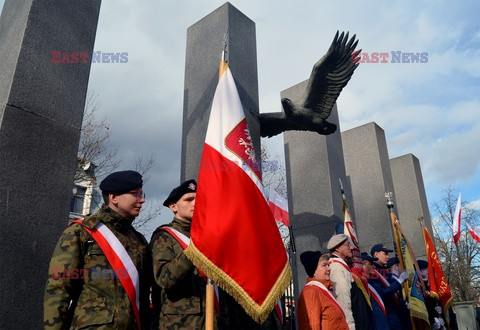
[385, 192, 409, 298]
[204, 32, 230, 330]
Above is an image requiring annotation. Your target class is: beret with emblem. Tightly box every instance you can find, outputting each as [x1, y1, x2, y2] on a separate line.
[327, 233, 349, 250]
[163, 179, 197, 206]
[99, 170, 143, 194]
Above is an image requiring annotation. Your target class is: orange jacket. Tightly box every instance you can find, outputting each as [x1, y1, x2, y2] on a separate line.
[297, 278, 349, 330]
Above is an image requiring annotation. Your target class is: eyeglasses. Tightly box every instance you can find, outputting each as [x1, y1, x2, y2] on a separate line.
[127, 189, 146, 200]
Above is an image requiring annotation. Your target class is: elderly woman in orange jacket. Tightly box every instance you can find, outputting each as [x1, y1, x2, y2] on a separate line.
[297, 251, 349, 330]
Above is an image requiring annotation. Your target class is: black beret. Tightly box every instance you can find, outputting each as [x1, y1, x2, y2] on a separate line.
[163, 179, 197, 207]
[300, 251, 322, 278]
[99, 170, 143, 194]
[361, 252, 378, 263]
[386, 256, 400, 269]
[371, 244, 393, 256]
[417, 260, 428, 270]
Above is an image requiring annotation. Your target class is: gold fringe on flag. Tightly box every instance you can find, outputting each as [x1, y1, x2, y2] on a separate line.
[185, 240, 292, 324]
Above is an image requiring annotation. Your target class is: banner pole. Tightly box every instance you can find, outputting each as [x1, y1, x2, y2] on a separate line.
[205, 278, 215, 330]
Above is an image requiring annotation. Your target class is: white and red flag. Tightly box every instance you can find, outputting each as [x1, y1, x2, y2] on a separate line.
[184, 63, 292, 323]
[467, 223, 480, 244]
[452, 193, 462, 245]
[268, 187, 290, 227]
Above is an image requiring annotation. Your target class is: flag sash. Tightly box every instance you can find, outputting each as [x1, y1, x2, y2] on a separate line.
[329, 257, 351, 273]
[306, 280, 345, 318]
[368, 283, 386, 316]
[158, 226, 220, 314]
[72, 220, 141, 329]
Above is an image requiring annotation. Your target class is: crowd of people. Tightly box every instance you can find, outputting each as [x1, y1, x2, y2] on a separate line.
[42, 170, 456, 329]
[297, 234, 457, 330]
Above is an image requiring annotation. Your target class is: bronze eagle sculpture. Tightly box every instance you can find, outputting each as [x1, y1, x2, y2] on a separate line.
[259, 31, 360, 137]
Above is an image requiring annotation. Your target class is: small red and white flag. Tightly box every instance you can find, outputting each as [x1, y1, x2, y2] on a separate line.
[268, 187, 290, 227]
[184, 63, 291, 323]
[467, 223, 480, 244]
[452, 193, 462, 245]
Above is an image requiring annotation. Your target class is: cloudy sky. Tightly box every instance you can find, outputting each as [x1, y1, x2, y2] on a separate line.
[4, 0, 479, 235]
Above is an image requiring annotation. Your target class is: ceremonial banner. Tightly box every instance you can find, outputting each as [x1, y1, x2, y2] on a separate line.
[452, 193, 462, 245]
[184, 65, 291, 323]
[397, 220, 430, 326]
[422, 226, 453, 315]
[268, 187, 290, 227]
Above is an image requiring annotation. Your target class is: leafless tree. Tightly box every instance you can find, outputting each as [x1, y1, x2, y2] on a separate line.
[430, 186, 480, 303]
[75, 91, 162, 229]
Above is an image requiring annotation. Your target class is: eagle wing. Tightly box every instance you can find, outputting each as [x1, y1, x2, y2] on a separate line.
[301, 31, 360, 120]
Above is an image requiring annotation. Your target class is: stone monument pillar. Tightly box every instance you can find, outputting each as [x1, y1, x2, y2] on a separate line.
[181, 3, 260, 182]
[390, 153, 434, 259]
[283, 81, 350, 298]
[0, 0, 101, 327]
[342, 122, 396, 254]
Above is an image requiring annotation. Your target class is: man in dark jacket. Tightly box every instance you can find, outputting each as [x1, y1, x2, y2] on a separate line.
[387, 257, 412, 329]
[370, 244, 409, 330]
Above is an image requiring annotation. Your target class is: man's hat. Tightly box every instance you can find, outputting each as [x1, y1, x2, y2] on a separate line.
[370, 244, 393, 256]
[327, 234, 349, 250]
[417, 260, 428, 270]
[386, 256, 400, 269]
[163, 179, 197, 206]
[300, 251, 322, 278]
[99, 170, 143, 194]
[361, 252, 378, 263]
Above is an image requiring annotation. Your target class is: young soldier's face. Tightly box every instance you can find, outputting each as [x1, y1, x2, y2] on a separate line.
[110, 189, 145, 219]
[170, 192, 196, 221]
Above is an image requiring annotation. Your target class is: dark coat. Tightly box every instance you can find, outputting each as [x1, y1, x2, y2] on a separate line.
[369, 263, 403, 330]
[387, 273, 412, 330]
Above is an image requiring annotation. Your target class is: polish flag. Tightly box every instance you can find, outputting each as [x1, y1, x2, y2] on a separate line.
[268, 187, 290, 227]
[452, 193, 462, 245]
[184, 65, 292, 323]
[467, 223, 480, 244]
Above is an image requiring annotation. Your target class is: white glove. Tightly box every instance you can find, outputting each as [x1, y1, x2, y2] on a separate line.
[398, 271, 409, 283]
[405, 301, 410, 310]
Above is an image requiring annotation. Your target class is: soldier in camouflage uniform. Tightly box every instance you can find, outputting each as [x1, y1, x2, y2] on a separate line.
[150, 179, 208, 329]
[44, 170, 151, 329]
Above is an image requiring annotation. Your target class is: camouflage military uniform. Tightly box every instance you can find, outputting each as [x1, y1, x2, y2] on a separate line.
[44, 205, 151, 329]
[150, 217, 207, 330]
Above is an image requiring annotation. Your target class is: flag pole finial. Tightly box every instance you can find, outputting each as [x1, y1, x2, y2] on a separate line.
[385, 191, 394, 210]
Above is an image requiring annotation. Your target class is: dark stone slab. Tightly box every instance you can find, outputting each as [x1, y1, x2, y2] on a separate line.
[283, 80, 350, 300]
[180, 3, 259, 182]
[0, 0, 101, 327]
[341, 122, 396, 254]
[390, 153, 434, 259]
